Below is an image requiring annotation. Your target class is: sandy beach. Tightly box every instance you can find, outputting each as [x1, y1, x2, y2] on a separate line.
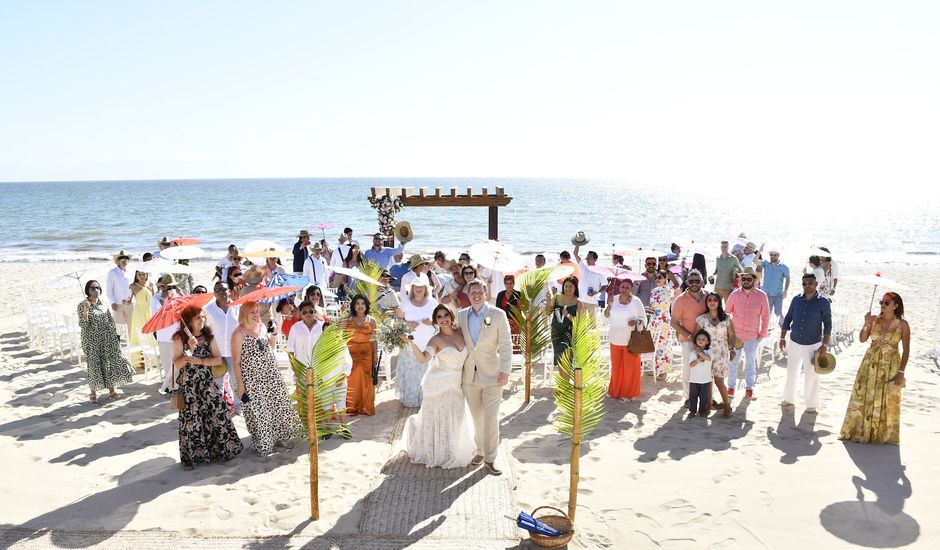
[1, 259, 938, 549]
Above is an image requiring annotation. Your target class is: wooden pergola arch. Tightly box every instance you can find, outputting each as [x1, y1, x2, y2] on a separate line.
[369, 186, 513, 240]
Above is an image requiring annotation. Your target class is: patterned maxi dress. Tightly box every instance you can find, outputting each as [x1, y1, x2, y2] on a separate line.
[177, 336, 243, 468]
[240, 334, 301, 455]
[77, 300, 136, 392]
[840, 320, 904, 444]
[696, 313, 734, 377]
[648, 286, 675, 374]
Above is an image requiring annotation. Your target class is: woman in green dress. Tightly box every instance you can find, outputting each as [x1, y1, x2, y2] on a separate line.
[839, 292, 910, 444]
[77, 280, 136, 405]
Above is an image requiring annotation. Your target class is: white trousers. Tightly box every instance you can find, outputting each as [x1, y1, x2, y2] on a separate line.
[782, 339, 821, 408]
[680, 341, 694, 399]
[158, 341, 176, 393]
[462, 372, 502, 463]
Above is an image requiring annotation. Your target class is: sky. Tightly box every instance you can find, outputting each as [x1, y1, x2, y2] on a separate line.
[0, 1, 938, 195]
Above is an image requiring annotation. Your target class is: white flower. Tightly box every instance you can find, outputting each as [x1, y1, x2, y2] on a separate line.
[484, 316, 492, 326]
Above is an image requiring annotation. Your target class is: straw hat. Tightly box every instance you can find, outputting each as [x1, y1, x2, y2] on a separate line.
[741, 266, 758, 277]
[404, 274, 432, 294]
[571, 231, 590, 246]
[813, 350, 837, 374]
[408, 253, 428, 269]
[745, 241, 758, 253]
[311, 241, 323, 251]
[112, 249, 133, 262]
[298, 230, 310, 238]
[243, 267, 263, 285]
[394, 221, 414, 244]
[157, 274, 179, 288]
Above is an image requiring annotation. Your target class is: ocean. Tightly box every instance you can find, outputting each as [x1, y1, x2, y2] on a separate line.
[1, 178, 937, 266]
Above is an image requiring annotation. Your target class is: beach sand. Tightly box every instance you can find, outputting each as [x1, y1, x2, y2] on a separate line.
[1, 260, 938, 548]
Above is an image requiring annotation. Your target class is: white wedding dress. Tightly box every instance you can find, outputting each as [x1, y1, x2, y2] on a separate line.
[400, 345, 476, 469]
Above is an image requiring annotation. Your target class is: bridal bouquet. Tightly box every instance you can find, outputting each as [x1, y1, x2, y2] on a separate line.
[376, 317, 414, 353]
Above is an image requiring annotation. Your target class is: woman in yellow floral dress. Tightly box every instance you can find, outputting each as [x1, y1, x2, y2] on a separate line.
[840, 292, 910, 444]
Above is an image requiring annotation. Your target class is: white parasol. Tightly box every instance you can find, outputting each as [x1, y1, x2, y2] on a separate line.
[139, 258, 198, 275]
[469, 240, 526, 273]
[244, 239, 282, 253]
[586, 264, 645, 282]
[159, 245, 206, 260]
[842, 273, 911, 312]
[324, 265, 386, 287]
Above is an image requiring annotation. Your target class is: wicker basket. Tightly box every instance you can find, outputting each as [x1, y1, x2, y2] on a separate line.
[528, 506, 574, 548]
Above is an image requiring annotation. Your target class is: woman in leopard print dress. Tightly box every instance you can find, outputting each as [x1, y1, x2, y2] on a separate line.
[173, 307, 243, 470]
[231, 301, 300, 455]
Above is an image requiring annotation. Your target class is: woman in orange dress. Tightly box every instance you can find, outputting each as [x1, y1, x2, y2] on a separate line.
[346, 294, 377, 416]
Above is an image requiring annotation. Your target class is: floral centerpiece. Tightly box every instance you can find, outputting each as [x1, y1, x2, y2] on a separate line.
[375, 316, 414, 353]
[368, 195, 404, 238]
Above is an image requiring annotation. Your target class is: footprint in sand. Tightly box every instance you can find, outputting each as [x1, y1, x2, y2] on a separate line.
[183, 506, 210, 518]
[274, 503, 290, 511]
[707, 537, 737, 549]
[215, 506, 233, 520]
[712, 466, 742, 483]
[659, 498, 695, 513]
[244, 496, 259, 506]
[759, 490, 774, 507]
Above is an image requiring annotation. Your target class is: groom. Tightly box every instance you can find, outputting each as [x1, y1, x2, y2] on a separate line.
[458, 278, 513, 475]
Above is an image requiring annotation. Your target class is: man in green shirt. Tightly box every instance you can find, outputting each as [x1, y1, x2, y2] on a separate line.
[711, 240, 742, 302]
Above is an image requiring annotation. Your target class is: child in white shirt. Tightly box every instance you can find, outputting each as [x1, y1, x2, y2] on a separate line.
[689, 329, 714, 417]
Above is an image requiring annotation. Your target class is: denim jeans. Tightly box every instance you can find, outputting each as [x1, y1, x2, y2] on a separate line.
[729, 338, 761, 390]
[767, 294, 784, 323]
[689, 382, 711, 414]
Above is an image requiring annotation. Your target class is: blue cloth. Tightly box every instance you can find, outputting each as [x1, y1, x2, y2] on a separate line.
[388, 261, 411, 291]
[761, 261, 790, 296]
[782, 293, 832, 345]
[467, 304, 489, 345]
[363, 245, 404, 269]
[394, 346, 426, 407]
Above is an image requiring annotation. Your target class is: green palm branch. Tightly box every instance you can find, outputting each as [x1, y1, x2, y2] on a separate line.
[290, 323, 352, 439]
[510, 266, 554, 403]
[352, 259, 388, 322]
[553, 312, 606, 438]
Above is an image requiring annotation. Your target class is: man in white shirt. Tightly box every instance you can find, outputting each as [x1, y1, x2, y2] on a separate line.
[217, 244, 238, 282]
[329, 233, 353, 268]
[205, 281, 241, 410]
[151, 274, 181, 394]
[819, 247, 840, 300]
[573, 244, 606, 320]
[106, 250, 134, 333]
[303, 242, 328, 290]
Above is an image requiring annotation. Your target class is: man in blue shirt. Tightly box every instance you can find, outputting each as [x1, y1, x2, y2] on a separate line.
[363, 234, 405, 270]
[758, 247, 790, 325]
[388, 259, 411, 292]
[779, 273, 832, 412]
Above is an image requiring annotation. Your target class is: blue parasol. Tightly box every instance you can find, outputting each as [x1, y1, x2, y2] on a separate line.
[516, 511, 563, 537]
[259, 272, 310, 303]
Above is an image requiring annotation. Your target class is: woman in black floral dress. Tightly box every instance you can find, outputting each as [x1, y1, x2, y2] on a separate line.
[173, 306, 243, 470]
[77, 280, 136, 405]
[231, 301, 300, 455]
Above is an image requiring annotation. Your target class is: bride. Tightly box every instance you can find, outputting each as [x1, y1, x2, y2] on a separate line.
[400, 304, 475, 469]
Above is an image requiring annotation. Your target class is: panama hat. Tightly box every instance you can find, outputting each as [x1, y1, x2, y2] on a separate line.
[408, 253, 429, 269]
[741, 267, 758, 277]
[298, 230, 310, 238]
[156, 273, 179, 288]
[813, 350, 837, 374]
[394, 221, 414, 244]
[745, 241, 758, 252]
[570, 231, 590, 246]
[112, 249, 133, 262]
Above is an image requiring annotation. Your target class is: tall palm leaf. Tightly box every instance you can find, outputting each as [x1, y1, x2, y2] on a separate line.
[552, 312, 606, 522]
[289, 323, 352, 439]
[352, 259, 387, 322]
[510, 266, 554, 403]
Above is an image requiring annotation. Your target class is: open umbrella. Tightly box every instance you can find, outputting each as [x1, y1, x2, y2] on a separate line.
[807, 246, 833, 258]
[244, 239, 282, 253]
[160, 245, 206, 261]
[549, 264, 577, 283]
[259, 273, 310, 303]
[586, 265, 645, 282]
[842, 273, 912, 312]
[142, 293, 215, 334]
[230, 285, 303, 306]
[324, 265, 386, 287]
[47, 265, 109, 292]
[139, 258, 198, 276]
[242, 247, 292, 259]
[469, 240, 526, 273]
[172, 236, 200, 246]
[307, 222, 336, 239]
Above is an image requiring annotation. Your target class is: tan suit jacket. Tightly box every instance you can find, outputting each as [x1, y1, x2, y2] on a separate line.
[458, 304, 513, 386]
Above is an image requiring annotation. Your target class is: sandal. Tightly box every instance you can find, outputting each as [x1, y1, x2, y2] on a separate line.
[109, 392, 121, 400]
[89, 395, 99, 405]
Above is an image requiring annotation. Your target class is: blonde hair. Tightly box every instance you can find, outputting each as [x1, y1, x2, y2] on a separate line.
[238, 301, 259, 326]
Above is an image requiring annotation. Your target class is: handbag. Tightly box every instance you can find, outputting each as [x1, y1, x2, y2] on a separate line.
[211, 364, 228, 378]
[169, 391, 184, 411]
[371, 350, 383, 386]
[627, 327, 655, 355]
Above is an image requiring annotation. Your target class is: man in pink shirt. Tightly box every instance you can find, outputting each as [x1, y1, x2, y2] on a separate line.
[670, 269, 708, 404]
[725, 267, 770, 399]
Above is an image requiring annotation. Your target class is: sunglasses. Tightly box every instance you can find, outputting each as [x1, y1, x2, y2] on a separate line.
[879, 300, 893, 306]
[741, 277, 754, 282]
[88, 286, 101, 290]
[301, 309, 315, 315]
[645, 262, 656, 267]
[687, 280, 702, 285]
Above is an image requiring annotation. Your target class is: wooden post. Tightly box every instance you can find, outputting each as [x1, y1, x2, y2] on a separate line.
[524, 316, 532, 404]
[488, 206, 498, 240]
[307, 368, 320, 520]
[568, 368, 582, 522]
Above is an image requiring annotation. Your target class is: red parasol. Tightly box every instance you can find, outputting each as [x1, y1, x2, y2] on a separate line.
[229, 285, 303, 306]
[172, 236, 200, 246]
[141, 293, 215, 334]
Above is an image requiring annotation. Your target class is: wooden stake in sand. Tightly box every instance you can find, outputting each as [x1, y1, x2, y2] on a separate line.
[306, 368, 319, 521]
[568, 368, 582, 522]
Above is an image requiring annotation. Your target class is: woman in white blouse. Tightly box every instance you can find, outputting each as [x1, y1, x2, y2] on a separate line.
[604, 278, 648, 401]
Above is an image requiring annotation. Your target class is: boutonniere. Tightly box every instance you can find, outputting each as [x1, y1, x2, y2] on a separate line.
[484, 316, 492, 327]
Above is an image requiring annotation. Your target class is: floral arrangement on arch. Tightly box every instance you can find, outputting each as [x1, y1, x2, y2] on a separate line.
[368, 195, 404, 237]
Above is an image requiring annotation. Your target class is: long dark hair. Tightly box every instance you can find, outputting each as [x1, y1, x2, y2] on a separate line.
[561, 276, 580, 297]
[691, 253, 706, 276]
[884, 292, 905, 320]
[705, 292, 728, 322]
[173, 306, 214, 345]
[349, 293, 371, 316]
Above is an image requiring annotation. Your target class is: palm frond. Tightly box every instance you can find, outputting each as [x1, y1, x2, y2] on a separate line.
[352, 260, 387, 322]
[553, 313, 606, 438]
[510, 266, 554, 361]
[291, 323, 353, 438]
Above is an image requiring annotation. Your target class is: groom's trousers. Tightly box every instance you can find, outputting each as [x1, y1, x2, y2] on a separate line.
[463, 372, 502, 463]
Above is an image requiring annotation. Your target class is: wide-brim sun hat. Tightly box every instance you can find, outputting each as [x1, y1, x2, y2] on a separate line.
[570, 231, 590, 246]
[157, 273, 179, 288]
[404, 274, 432, 294]
[408, 253, 428, 269]
[395, 221, 414, 244]
[813, 351, 837, 374]
[113, 249, 134, 262]
[298, 230, 310, 238]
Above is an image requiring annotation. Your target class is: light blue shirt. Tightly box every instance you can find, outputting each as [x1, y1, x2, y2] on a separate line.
[363, 245, 404, 269]
[761, 260, 790, 296]
[467, 303, 489, 345]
